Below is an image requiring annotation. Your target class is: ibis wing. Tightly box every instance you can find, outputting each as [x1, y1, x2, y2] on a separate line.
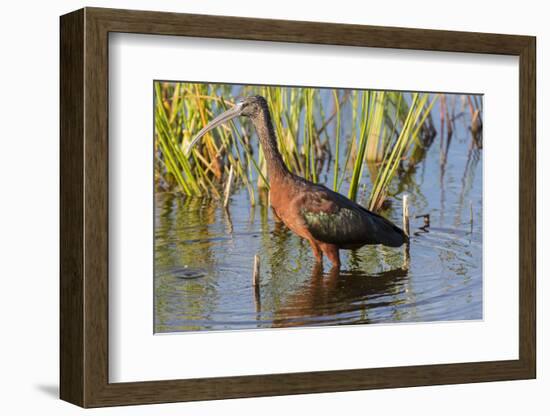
[300, 186, 407, 248]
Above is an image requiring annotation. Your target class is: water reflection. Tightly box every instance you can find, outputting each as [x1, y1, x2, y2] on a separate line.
[154, 184, 482, 332]
[271, 264, 408, 328]
[154, 93, 483, 333]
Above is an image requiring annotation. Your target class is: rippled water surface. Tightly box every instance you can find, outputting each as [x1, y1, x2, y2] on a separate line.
[154, 98, 483, 333]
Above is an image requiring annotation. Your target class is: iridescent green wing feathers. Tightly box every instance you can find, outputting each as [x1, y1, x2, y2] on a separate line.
[300, 186, 407, 248]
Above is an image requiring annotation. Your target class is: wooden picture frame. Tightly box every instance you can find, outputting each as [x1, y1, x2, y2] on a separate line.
[60, 7, 536, 408]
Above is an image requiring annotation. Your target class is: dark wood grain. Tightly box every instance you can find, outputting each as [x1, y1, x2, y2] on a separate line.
[89, 7, 532, 55]
[83, 9, 110, 406]
[59, 7, 537, 408]
[59, 8, 84, 406]
[518, 37, 536, 376]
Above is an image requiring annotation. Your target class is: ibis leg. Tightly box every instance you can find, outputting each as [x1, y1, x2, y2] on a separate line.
[307, 239, 323, 264]
[320, 243, 341, 269]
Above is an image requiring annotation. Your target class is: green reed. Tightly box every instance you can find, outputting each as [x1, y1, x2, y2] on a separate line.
[154, 82, 442, 212]
[366, 93, 438, 212]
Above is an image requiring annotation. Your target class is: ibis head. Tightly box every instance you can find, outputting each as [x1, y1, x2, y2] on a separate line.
[187, 96, 268, 154]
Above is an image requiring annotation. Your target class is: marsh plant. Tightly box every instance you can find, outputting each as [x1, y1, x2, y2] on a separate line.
[154, 82, 480, 212]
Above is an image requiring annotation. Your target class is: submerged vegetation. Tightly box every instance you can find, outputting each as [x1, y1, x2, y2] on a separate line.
[154, 82, 481, 213]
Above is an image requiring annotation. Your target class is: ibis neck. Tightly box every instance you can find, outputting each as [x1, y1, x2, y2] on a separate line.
[251, 107, 290, 183]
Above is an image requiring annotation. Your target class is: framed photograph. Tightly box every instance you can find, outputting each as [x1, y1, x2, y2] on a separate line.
[60, 7, 536, 407]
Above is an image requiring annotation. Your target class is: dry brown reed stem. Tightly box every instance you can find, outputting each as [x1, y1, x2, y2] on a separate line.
[223, 166, 234, 208]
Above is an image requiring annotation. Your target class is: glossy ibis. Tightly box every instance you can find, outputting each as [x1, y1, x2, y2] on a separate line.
[188, 96, 408, 269]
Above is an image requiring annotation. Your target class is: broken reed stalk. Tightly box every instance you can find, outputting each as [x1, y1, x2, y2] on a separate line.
[402, 194, 410, 237]
[469, 200, 474, 232]
[402, 195, 410, 269]
[252, 254, 261, 312]
[415, 213, 430, 228]
[253, 254, 260, 287]
[223, 166, 234, 208]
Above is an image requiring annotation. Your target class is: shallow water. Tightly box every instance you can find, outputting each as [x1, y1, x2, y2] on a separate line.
[154, 95, 483, 333]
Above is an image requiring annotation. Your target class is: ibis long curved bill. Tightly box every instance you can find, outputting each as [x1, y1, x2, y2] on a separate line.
[185, 95, 407, 269]
[185, 101, 244, 156]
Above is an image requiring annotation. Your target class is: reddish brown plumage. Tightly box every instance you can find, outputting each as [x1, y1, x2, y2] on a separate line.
[190, 95, 408, 269]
